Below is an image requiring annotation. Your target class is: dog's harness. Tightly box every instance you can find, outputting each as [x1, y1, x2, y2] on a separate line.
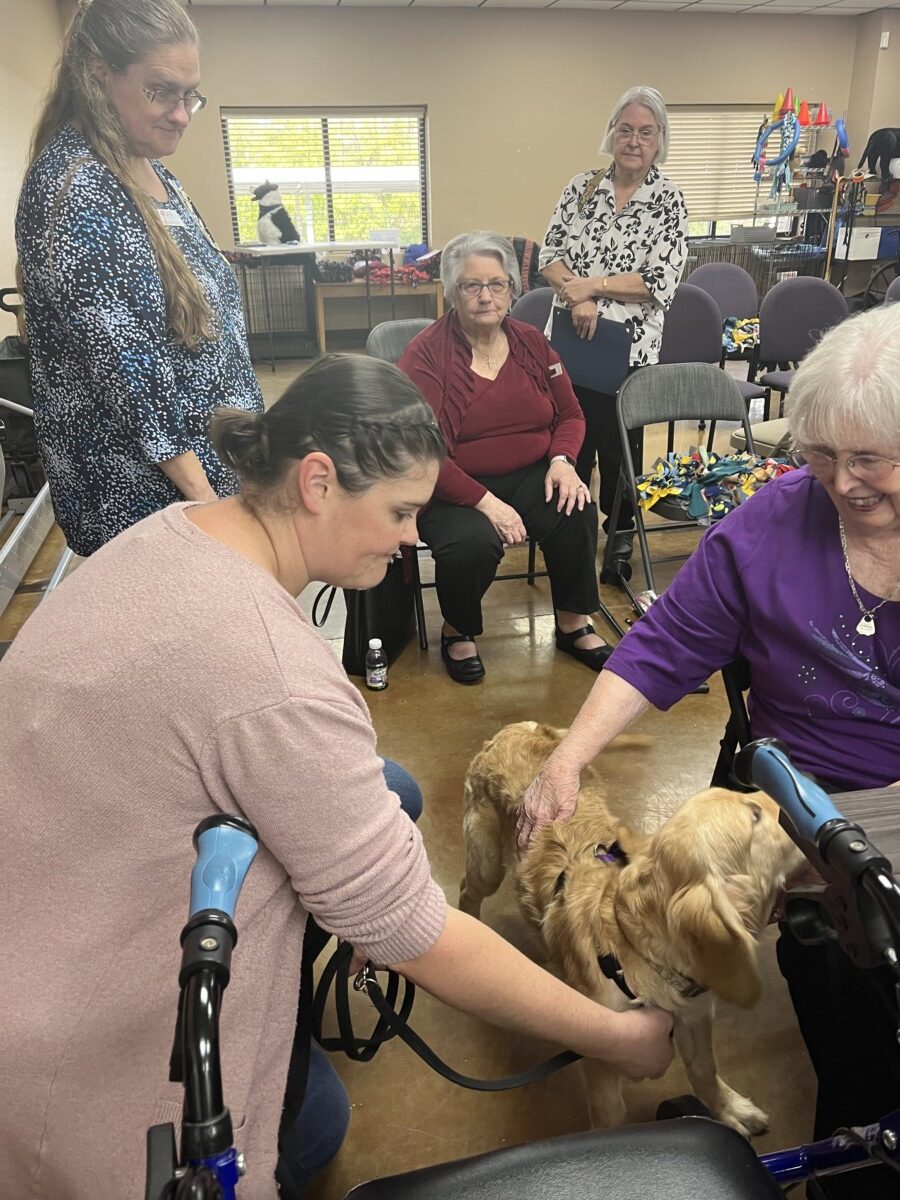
[555, 839, 708, 1003]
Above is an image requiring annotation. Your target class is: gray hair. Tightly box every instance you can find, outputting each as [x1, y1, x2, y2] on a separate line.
[600, 86, 670, 166]
[440, 231, 522, 308]
[788, 305, 900, 451]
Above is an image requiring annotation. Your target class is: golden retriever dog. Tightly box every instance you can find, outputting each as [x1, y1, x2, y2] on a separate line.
[459, 721, 805, 1136]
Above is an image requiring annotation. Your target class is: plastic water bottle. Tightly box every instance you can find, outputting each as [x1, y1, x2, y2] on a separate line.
[365, 638, 389, 691]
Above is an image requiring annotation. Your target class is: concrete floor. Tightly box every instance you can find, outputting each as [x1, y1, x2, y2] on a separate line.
[0, 353, 817, 1198]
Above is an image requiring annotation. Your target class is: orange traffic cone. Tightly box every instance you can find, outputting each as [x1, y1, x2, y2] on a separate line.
[798, 100, 812, 127]
[814, 102, 831, 127]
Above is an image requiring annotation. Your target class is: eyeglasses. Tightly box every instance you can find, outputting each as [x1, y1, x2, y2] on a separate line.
[458, 279, 512, 298]
[613, 125, 658, 145]
[794, 449, 900, 484]
[141, 85, 207, 116]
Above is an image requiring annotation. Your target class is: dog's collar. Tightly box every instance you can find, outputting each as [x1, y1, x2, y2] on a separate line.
[598, 952, 638, 1001]
[597, 950, 706, 1002]
[594, 840, 628, 866]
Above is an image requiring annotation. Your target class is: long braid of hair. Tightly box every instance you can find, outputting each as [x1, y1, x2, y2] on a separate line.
[26, 0, 215, 349]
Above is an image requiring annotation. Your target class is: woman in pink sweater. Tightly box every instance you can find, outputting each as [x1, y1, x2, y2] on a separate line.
[0, 354, 672, 1200]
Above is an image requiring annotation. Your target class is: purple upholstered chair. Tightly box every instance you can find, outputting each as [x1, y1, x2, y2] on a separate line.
[754, 277, 849, 415]
[659, 283, 769, 450]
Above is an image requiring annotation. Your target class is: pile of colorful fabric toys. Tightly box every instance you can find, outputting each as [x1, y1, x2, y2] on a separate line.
[364, 262, 431, 286]
[635, 448, 795, 525]
[722, 316, 759, 355]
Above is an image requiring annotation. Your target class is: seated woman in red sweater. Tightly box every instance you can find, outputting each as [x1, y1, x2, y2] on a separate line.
[398, 231, 609, 684]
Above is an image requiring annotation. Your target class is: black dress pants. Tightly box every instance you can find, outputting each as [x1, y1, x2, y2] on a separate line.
[416, 460, 600, 637]
[776, 925, 900, 1198]
[573, 381, 643, 534]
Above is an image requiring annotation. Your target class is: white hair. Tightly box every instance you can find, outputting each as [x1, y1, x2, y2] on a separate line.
[788, 304, 900, 451]
[440, 231, 522, 307]
[600, 85, 670, 166]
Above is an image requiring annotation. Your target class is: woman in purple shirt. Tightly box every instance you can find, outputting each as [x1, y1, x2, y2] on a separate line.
[518, 303, 900, 1199]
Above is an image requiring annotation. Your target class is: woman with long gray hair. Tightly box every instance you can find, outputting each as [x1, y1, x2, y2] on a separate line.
[540, 85, 688, 578]
[16, 0, 263, 557]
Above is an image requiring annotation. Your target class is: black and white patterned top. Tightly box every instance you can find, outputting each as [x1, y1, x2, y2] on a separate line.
[539, 164, 688, 367]
[16, 125, 263, 557]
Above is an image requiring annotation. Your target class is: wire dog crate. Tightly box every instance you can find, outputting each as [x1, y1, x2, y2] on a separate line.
[229, 253, 318, 366]
[685, 232, 827, 298]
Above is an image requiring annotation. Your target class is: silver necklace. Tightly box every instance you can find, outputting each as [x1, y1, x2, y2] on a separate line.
[472, 336, 505, 372]
[838, 517, 900, 637]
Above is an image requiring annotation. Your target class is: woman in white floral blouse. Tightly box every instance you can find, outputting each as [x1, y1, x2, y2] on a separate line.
[540, 85, 688, 573]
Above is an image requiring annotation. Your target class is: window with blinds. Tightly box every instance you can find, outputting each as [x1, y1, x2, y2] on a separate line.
[665, 105, 818, 226]
[221, 108, 428, 246]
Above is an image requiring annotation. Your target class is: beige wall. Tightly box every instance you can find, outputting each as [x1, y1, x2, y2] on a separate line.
[0, 0, 64, 336]
[172, 6, 857, 251]
[846, 8, 900, 158]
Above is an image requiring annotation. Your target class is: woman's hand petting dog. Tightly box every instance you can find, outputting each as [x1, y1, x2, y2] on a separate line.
[605, 1007, 675, 1081]
[516, 758, 581, 852]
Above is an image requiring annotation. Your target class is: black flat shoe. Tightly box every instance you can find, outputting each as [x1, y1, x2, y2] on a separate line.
[610, 529, 635, 562]
[440, 633, 485, 684]
[555, 624, 614, 672]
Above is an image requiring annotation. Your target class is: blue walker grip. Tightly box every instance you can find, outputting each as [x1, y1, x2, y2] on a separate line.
[741, 740, 846, 846]
[189, 817, 259, 920]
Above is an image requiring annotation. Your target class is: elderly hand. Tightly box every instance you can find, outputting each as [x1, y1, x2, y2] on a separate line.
[545, 460, 589, 515]
[568, 299, 598, 341]
[475, 492, 527, 546]
[516, 758, 581, 853]
[558, 277, 600, 308]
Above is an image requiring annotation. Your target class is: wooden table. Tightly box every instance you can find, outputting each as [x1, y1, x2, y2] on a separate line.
[313, 281, 444, 354]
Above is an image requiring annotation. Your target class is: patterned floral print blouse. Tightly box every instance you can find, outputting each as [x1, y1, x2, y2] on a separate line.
[16, 125, 263, 556]
[539, 164, 688, 368]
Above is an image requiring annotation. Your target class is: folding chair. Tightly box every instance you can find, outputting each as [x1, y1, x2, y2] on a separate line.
[710, 657, 754, 791]
[602, 363, 755, 612]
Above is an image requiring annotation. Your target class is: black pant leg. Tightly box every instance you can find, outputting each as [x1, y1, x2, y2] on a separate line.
[573, 384, 644, 533]
[416, 499, 503, 636]
[777, 927, 900, 1199]
[488, 462, 601, 618]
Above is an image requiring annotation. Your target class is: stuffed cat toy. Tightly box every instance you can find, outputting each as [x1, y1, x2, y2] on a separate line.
[253, 181, 301, 245]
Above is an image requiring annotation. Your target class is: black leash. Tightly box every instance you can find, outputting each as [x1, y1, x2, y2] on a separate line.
[312, 941, 581, 1091]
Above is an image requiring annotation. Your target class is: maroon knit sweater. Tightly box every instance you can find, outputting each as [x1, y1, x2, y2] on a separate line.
[398, 312, 585, 506]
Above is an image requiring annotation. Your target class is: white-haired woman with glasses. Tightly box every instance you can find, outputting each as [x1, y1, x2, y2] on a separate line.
[398, 231, 612, 683]
[16, 0, 262, 557]
[519, 304, 900, 1200]
[540, 85, 688, 576]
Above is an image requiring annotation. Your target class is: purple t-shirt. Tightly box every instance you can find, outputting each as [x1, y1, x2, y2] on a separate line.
[607, 468, 900, 791]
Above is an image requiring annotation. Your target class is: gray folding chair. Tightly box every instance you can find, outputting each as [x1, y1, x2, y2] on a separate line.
[367, 316, 545, 651]
[752, 277, 849, 414]
[885, 276, 900, 305]
[660, 284, 769, 450]
[603, 363, 755, 606]
[366, 318, 435, 364]
[509, 286, 554, 330]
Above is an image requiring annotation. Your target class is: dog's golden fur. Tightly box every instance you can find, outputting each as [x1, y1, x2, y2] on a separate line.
[459, 721, 805, 1134]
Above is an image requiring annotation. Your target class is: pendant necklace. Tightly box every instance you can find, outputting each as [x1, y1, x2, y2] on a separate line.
[838, 517, 900, 637]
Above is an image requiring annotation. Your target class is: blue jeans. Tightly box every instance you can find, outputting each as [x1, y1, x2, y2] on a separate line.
[275, 759, 423, 1197]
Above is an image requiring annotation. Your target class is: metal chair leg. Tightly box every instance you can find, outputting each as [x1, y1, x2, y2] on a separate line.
[527, 539, 537, 585]
[411, 550, 429, 651]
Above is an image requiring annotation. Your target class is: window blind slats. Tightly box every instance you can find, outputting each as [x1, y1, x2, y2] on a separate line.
[221, 108, 428, 246]
[666, 106, 818, 222]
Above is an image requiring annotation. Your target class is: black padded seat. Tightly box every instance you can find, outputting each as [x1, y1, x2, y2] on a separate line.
[345, 1117, 782, 1199]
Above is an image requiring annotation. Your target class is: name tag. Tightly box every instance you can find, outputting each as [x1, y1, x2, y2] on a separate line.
[548, 362, 563, 378]
[159, 209, 186, 228]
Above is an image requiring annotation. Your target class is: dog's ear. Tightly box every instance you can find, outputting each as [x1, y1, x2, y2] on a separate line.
[667, 879, 761, 1008]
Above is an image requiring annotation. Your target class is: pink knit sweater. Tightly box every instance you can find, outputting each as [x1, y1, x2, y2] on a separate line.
[0, 505, 447, 1199]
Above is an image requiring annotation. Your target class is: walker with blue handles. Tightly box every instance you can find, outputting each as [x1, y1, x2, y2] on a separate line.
[146, 743, 900, 1196]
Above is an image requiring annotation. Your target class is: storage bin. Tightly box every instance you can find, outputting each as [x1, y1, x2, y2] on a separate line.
[834, 226, 882, 261]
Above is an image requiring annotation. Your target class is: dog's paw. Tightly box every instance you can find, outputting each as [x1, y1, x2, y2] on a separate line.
[715, 1092, 769, 1138]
